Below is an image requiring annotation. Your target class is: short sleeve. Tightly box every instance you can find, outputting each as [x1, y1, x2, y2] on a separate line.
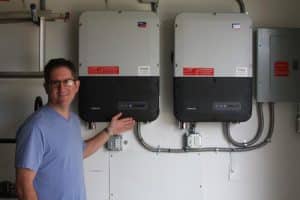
[15, 125, 45, 172]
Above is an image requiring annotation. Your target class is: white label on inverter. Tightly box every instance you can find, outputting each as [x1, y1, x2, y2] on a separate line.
[232, 23, 241, 29]
[235, 67, 248, 77]
[138, 66, 151, 76]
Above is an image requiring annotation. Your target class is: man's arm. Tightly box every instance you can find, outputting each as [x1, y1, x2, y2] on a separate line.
[16, 168, 38, 200]
[83, 113, 135, 158]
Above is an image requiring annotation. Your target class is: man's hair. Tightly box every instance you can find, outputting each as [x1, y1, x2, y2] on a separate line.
[44, 58, 78, 83]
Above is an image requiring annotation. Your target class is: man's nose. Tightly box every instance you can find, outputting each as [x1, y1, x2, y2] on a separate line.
[57, 82, 66, 89]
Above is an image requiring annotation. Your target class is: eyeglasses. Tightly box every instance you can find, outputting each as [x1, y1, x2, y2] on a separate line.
[48, 79, 77, 88]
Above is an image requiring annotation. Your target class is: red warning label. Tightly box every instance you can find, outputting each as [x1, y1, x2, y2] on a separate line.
[88, 66, 119, 75]
[274, 61, 289, 77]
[183, 67, 214, 76]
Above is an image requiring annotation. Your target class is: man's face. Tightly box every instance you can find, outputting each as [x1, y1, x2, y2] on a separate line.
[45, 66, 80, 109]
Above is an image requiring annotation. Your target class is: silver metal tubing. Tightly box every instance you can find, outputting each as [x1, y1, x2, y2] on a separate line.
[151, 2, 158, 13]
[45, 12, 70, 22]
[0, 11, 70, 24]
[40, 0, 46, 11]
[0, 11, 31, 24]
[134, 103, 275, 153]
[138, 0, 159, 13]
[235, 0, 247, 13]
[223, 102, 264, 147]
[39, 16, 45, 72]
[0, 72, 43, 79]
[135, 122, 185, 153]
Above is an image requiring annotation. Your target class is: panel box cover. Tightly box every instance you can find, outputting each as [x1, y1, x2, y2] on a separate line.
[256, 28, 300, 102]
[79, 11, 160, 122]
[174, 13, 253, 122]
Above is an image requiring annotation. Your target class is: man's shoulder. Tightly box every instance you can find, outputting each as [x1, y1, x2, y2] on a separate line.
[17, 106, 51, 133]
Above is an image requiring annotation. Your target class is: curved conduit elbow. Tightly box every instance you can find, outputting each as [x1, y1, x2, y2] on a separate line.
[235, 0, 247, 13]
[223, 103, 264, 148]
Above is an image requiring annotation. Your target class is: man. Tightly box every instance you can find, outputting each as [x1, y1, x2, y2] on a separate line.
[15, 58, 135, 200]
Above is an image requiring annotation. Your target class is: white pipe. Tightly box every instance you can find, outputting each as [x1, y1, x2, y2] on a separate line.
[39, 16, 45, 72]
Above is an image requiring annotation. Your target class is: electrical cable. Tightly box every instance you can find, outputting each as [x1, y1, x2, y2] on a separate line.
[134, 123, 185, 153]
[40, 0, 46, 11]
[138, 0, 159, 13]
[134, 103, 274, 153]
[223, 102, 264, 147]
[151, 2, 158, 13]
[235, 0, 246, 13]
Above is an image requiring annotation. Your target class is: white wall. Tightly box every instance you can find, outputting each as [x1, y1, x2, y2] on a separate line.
[1, 0, 300, 200]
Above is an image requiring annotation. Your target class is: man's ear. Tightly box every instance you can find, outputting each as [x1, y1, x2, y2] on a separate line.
[75, 80, 80, 92]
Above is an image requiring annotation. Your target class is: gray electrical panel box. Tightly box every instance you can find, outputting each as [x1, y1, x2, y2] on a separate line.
[79, 11, 159, 77]
[256, 28, 300, 102]
[174, 13, 253, 78]
[174, 13, 253, 122]
[79, 11, 160, 122]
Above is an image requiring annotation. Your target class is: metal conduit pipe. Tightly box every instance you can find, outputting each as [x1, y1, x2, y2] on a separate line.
[39, 16, 45, 72]
[134, 123, 185, 153]
[191, 103, 274, 152]
[235, 0, 246, 14]
[0, 1, 68, 78]
[0, 11, 32, 23]
[223, 102, 264, 147]
[134, 103, 274, 153]
[151, 2, 158, 13]
[40, 0, 46, 11]
[39, 0, 46, 72]
[0, 10, 69, 24]
[0, 72, 43, 78]
[138, 0, 159, 13]
[231, 102, 274, 152]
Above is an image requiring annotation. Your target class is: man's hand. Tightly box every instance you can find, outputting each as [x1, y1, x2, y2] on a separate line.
[83, 113, 135, 158]
[108, 113, 135, 135]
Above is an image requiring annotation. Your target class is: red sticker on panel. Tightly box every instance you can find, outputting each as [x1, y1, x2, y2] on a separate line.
[183, 67, 214, 76]
[274, 61, 289, 77]
[88, 66, 119, 75]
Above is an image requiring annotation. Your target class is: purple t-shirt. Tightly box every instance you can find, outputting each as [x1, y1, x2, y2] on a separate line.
[15, 106, 86, 200]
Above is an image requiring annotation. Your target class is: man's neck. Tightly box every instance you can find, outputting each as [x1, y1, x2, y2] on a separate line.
[47, 103, 70, 119]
